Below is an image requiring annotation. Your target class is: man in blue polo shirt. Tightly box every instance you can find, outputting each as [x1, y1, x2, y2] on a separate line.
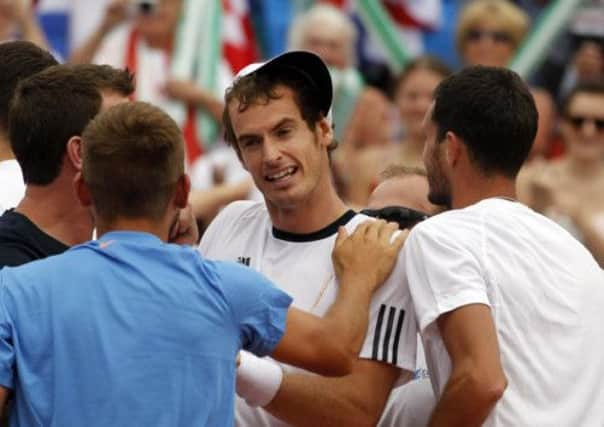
[0, 101, 404, 426]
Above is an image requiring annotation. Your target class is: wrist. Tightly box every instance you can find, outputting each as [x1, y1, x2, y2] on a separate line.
[236, 352, 283, 407]
[99, 20, 116, 35]
[337, 274, 377, 298]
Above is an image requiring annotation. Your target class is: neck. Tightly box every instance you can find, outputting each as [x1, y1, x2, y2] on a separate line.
[96, 216, 173, 242]
[267, 180, 348, 234]
[16, 171, 93, 247]
[566, 156, 604, 178]
[0, 133, 13, 162]
[451, 173, 517, 210]
[143, 34, 173, 51]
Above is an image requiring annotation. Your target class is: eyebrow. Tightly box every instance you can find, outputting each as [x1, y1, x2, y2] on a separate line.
[237, 117, 297, 143]
[271, 118, 296, 131]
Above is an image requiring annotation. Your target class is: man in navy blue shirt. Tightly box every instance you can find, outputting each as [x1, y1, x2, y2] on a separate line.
[0, 101, 404, 426]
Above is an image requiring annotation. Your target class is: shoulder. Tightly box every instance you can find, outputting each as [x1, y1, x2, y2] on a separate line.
[0, 212, 37, 267]
[406, 205, 485, 250]
[204, 200, 267, 235]
[203, 258, 275, 296]
[0, 249, 72, 290]
[343, 213, 373, 232]
[214, 200, 267, 224]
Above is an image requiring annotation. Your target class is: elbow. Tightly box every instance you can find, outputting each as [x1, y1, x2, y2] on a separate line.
[316, 341, 354, 377]
[467, 371, 507, 409]
[308, 329, 355, 377]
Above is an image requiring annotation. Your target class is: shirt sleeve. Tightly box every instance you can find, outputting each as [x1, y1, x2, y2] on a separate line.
[0, 274, 15, 389]
[404, 221, 490, 334]
[358, 247, 417, 374]
[214, 261, 293, 357]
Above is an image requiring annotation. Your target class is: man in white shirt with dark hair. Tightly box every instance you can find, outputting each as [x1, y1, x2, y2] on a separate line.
[405, 65, 604, 426]
[200, 51, 418, 426]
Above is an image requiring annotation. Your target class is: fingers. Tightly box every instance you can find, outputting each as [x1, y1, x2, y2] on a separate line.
[334, 226, 349, 249]
[377, 221, 399, 244]
[364, 219, 382, 241]
[390, 229, 409, 253]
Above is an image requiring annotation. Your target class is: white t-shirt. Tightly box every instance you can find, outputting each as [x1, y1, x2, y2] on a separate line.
[0, 159, 25, 214]
[404, 198, 604, 426]
[199, 201, 417, 427]
[378, 378, 435, 427]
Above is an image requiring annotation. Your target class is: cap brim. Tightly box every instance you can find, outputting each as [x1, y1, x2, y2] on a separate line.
[235, 51, 333, 117]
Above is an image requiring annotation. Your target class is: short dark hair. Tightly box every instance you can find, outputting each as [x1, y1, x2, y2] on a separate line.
[223, 67, 337, 156]
[561, 80, 604, 116]
[8, 64, 134, 185]
[82, 102, 184, 223]
[0, 41, 58, 132]
[432, 66, 537, 177]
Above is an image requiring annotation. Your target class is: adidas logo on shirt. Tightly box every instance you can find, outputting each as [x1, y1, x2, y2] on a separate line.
[237, 256, 251, 267]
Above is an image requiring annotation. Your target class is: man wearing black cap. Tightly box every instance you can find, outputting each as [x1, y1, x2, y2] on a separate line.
[199, 51, 417, 426]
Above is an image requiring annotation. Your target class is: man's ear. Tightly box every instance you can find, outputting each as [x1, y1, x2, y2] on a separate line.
[174, 174, 191, 209]
[67, 136, 83, 171]
[316, 116, 334, 148]
[74, 171, 92, 208]
[444, 131, 464, 169]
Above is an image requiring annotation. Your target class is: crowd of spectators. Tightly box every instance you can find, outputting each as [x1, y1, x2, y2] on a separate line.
[2, 1, 603, 264]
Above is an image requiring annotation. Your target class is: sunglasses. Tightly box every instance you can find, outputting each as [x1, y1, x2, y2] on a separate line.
[133, 0, 158, 15]
[360, 206, 430, 230]
[567, 115, 604, 132]
[466, 29, 512, 44]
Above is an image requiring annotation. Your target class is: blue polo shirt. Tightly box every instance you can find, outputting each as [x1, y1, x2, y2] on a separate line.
[0, 231, 292, 426]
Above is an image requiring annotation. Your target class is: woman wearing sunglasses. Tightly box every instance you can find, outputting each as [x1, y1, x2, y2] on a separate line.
[456, 0, 556, 161]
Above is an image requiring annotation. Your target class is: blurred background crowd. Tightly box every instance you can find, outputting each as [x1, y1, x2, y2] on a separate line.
[2, 0, 604, 265]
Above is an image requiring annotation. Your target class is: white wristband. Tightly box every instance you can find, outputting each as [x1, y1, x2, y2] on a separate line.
[236, 351, 283, 407]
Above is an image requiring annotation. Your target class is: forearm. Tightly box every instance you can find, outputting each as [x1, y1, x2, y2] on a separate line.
[321, 276, 374, 359]
[265, 365, 398, 427]
[190, 180, 252, 221]
[190, 89, 224, 122]
[69, 26, 109, 64]
[18, 15, 48, 49]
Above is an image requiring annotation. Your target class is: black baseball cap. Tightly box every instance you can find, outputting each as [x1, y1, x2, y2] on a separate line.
[234, 50, 333, 117]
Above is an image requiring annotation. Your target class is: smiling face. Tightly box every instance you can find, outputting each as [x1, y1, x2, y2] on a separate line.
[228, 85, 333, 210]
[422, 103, 452, 208]
[561, 92, 604, 162]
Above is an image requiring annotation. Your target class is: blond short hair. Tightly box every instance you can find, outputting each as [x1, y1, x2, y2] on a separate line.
[456, 0, 529, 54]
[379, 164, 427, 182]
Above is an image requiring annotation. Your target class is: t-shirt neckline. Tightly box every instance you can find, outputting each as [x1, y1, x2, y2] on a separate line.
[272, 210, 356, 242]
